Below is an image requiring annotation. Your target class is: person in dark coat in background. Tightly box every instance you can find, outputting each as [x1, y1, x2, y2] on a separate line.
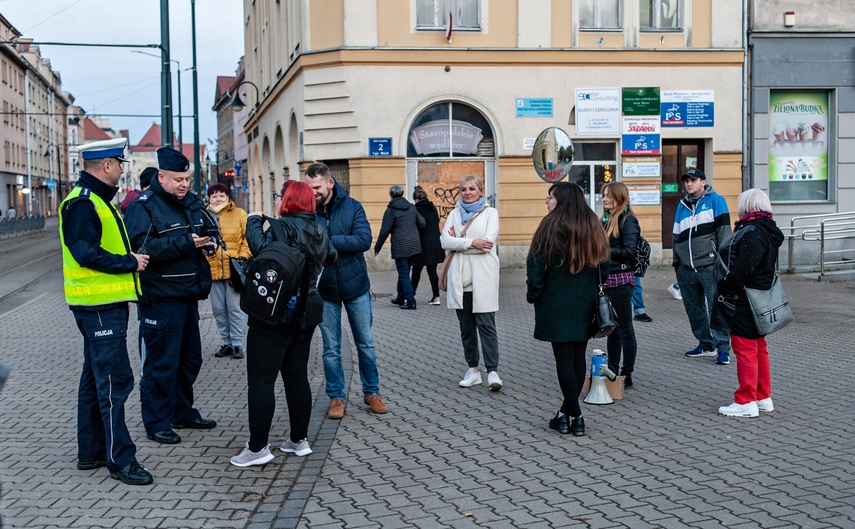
[527, 182, 610, 437]
[120, 167, 156, 214]
[714, 188, 785, 418]
[410, 186, 445, 306]
[374, 185, 425, 310]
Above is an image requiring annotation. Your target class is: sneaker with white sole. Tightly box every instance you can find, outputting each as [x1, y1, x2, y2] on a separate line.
[487, 371, 503, 391]
[756, 398, 774, 412]
[667, 282, 683, 300]
[429, 297, 441, 305]
[686, 346, 717, 358]
[718, 401, 759, 418]
[230, 443, 275, 467]
[715, 351, 730, 365]
[459, 368, 482, 388]
[280, 438, 313, 456]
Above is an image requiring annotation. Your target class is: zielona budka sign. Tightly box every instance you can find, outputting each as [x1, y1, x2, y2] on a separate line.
[410, 120, 484, 155]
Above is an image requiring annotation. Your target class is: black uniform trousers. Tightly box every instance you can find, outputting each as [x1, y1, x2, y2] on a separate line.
[73, 305, 137, 472]
[138, 300, 203, 435]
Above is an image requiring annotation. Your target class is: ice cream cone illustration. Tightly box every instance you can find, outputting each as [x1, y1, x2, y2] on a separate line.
[811, 122, 825, 141]
[786, 124, 798, 141]
[772, 124, 785, 141]
[798, 122, 809, 141]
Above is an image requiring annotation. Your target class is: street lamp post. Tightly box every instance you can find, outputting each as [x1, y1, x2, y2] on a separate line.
[228, 81, 260, 112]
[132, 51, 182, 147]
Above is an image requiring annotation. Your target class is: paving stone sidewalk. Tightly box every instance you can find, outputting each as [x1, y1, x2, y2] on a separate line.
[1, 247, 854, 528]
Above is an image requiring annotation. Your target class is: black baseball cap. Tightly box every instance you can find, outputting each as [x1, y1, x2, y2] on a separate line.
[681, 168, 706, 181]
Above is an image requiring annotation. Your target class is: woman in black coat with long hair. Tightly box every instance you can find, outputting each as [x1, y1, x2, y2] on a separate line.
[410, 186, 446, 305]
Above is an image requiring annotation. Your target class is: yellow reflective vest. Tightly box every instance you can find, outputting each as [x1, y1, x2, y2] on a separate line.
[59, 187, 140, 306]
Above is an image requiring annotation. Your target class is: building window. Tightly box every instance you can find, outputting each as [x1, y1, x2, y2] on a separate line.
[768, 91, 829, 202]
[407, 101, 493, 158]
[579, 0, 621, 29]
[416, 0, 480, 30]
[569, 142, 617, 215]
[640, 0, 681, 30]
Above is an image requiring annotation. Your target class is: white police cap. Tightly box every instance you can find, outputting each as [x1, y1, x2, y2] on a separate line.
[78, 138, 129, 162]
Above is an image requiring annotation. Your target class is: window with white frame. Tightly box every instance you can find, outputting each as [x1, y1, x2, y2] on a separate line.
[579, 0, 621, 29]
[416, 0, 480, 30]
[640, 0, 681, 30]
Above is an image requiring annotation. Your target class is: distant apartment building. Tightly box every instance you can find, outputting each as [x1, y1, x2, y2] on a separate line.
[0, 14, 27, 217]
[240, 0, 745, 266]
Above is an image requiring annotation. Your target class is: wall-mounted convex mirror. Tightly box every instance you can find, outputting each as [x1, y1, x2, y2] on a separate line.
[532, 127, 574, 183]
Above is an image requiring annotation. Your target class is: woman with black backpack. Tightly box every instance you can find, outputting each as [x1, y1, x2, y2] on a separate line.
[230, 180, 336, 467]
[601, 182, 641, 389]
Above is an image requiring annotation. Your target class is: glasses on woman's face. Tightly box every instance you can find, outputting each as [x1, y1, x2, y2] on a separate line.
[273, 192, 282, 200]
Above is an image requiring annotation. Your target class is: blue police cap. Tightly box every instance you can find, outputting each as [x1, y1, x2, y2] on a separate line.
[139, 167, 158, 188]
[156, 147, 190, 172]
[78, 138, 128, 161]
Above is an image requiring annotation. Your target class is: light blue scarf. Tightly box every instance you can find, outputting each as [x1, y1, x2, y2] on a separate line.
[458, 197, 486, 224]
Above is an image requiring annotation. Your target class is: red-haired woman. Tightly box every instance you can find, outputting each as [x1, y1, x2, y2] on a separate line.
[230, 180, 336, 467]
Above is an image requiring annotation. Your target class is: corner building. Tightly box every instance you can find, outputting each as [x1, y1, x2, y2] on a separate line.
[242, 0, 743, 266]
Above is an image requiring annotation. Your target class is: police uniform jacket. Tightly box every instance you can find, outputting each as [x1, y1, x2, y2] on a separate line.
[60, 171, 139, 311]
[124, 177, 215, 303]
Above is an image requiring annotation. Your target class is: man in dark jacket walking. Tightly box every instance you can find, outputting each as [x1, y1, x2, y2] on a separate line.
[304, 163, 388, 419]
[374, 185, 425, 310]
[124, 147, 219, 445]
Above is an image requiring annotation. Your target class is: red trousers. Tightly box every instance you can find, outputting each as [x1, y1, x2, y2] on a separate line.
[731, 335, 772, 404]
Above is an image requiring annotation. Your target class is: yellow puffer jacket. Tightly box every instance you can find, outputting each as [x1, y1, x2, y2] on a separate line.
[206, 201, 252, 281]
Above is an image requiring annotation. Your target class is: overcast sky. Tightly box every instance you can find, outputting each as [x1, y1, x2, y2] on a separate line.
[0, 0, 244, 149]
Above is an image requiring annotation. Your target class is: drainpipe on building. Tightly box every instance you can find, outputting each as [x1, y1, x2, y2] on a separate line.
[742, 0, 751, 190]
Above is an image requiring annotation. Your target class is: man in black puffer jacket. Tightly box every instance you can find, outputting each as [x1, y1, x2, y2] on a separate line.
[124, 147, 219, 446]
[374, 185, 425, 310]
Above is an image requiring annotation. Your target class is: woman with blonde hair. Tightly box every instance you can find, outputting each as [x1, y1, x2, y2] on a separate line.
[601, 182, 641, 388]
[527, 182, 610, 436]
[441, 175, 503, 391]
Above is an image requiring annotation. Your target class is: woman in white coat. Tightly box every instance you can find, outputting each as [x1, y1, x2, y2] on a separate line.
[441, 175, 502, 391]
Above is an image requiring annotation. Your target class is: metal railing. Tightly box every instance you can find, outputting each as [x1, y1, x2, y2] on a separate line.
[783, 211, 855, 280]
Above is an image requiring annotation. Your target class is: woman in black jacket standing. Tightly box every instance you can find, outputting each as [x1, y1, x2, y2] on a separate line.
[230, 180, 336, 467]
[601, 182, 640, 389]
[715, 189, 784, 418]
[410, 186, 445, 305]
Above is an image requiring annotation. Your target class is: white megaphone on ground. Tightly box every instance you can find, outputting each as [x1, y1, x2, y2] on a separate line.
[584, 349, 616, 405]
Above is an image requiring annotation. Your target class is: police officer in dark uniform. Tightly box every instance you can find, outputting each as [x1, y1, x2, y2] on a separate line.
[59, 137, 153, 485]
[124, 147, 218, 445]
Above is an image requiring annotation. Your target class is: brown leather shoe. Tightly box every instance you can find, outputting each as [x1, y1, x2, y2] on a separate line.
[328, 399, 345, 419]
[363, 395, 388, 414]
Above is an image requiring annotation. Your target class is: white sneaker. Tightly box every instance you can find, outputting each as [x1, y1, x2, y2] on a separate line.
[459, 368, 482, 388]
[718, 401, 759, 418]
[756, 398, 774, 412]
[230, 443, 275, 467]
[280, 438, 313, 456]
[668, 282, 683, 300]
[487, 371, 503, 391]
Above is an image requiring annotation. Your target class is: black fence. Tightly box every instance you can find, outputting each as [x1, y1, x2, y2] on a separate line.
[0, 215, 46, 239]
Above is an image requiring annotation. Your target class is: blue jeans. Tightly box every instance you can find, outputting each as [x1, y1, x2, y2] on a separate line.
[395, 257, 416, 305]
[632, 276, 646, 316]
[676, 265, 731, 353]
[320, 291, 381, 399]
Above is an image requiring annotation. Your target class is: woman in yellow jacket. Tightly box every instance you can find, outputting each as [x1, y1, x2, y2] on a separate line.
[206, 183, 252, 359]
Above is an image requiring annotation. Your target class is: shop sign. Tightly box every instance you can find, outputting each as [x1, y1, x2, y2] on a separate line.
[627, 184, 661, 206]
[661, 183, 680, 193]
[621, 134, 660, 155]
[661, 90, 714, 127]
[368, 138, 392, 157]
[575, 88, 621, 135]
[768, 91, 829, 201]
[409, 120, 484, 155]
[516, 98, 553, 117]
[622, 156, 661, 178]
[622, 87, 660, 116]
[46, 179, 56, 189]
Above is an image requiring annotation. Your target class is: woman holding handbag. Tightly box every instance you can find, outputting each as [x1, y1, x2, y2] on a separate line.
[441, 175, 503, 391]
[714, 189, 785, 418]
[205, 183, 252, 359]
[230, 180, 336, 467]
[527, 182, 610, 437]
[601, 182, 641, 389]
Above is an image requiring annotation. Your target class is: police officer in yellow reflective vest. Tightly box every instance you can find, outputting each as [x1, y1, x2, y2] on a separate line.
[59, 138, 153, 486]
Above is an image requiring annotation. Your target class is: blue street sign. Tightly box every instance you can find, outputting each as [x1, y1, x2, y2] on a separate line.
[369, 137, 392, 157]
[234, 160, 242, 176]
[46, 179, 56, 189]
[516, 98, 553, 117]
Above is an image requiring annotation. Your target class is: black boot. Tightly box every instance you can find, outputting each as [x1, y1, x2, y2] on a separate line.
[570, 416, 585, 437]
[549, 413, 570, 434]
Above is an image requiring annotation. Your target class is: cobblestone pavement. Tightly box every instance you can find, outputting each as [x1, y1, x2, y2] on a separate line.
[1, 229, 854, 528]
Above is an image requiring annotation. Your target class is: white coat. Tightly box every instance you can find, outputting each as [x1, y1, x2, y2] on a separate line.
[440, 205, 500, 313]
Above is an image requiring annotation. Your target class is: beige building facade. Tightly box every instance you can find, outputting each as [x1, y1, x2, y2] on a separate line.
[241, 0, 744, 267]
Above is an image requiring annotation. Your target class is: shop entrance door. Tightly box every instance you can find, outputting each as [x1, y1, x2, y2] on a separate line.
[661, 140, 704, 249]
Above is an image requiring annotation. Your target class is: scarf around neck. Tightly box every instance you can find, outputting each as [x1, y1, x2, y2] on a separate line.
[458, 197, 486, 224]
[735, 210, 773, 230]
[210, 201, 229, 215]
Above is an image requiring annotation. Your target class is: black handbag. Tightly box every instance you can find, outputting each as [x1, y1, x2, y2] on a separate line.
[590, 268, 618, 338]
[229, 257, 249, 291]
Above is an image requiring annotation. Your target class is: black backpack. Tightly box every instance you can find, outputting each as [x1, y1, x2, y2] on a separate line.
[634, 235, 651, 277]
[240, 218, 307, 325]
